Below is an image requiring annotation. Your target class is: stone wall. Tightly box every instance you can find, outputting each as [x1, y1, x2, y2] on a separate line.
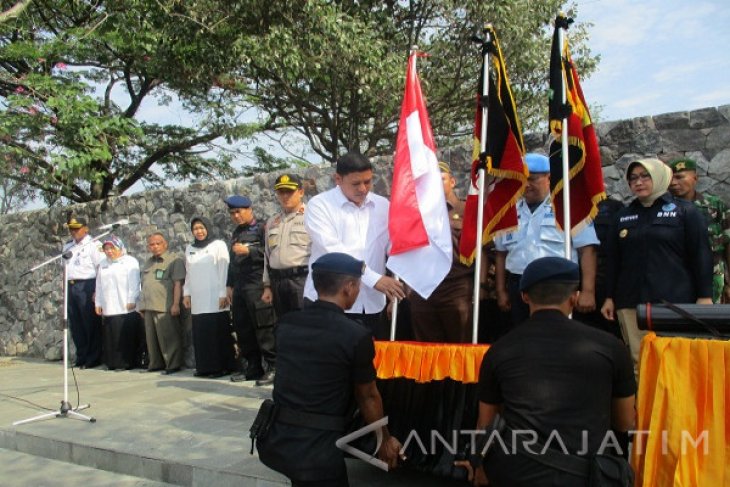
[1, 105, 729, 360]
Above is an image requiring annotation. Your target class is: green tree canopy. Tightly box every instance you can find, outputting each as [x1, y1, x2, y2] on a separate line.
[0, 0, 274, 204]
[0, 0, 597, 204]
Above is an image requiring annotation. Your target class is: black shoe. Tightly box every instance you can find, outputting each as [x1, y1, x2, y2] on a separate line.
[255, 369, 275, 386]
[207, 371, 226, 378]
[230, 372, 247, 382]
[244, 367, 264, 381]
[147, 367, 164, 372]
[85, 361, 101, 369]
[163, 368, 181, 375]
[194, 371, 209, 377]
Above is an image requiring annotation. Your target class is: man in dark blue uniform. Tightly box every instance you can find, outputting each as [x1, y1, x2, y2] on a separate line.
[257, 252, 402, 486]
[224, 195, 277, 385]
[459, 257, 636, 486]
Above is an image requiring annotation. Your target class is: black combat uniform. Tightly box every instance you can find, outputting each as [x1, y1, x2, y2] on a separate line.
[228, 219, 276, 379]
[257, 300, 375, 486]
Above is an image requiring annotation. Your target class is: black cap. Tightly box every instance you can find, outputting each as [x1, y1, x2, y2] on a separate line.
[224, 195, 252, 209]
[312, 252, 365, 277]
[519, 256, 579, 292]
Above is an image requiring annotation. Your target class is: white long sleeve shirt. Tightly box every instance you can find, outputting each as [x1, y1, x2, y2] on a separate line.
[304, 186, 390, 313]
[183, 240, 230, 315]
[95, 255, 140, 316]
[63, 235, 104, 280]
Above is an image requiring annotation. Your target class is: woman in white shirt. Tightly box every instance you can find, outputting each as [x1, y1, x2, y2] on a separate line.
[95, 236, 142, 370]
[183, 217, 234, 378]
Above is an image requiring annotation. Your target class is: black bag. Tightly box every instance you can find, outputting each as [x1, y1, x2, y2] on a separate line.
[589, 454, 634, 487]
[249, 399, 277, 454]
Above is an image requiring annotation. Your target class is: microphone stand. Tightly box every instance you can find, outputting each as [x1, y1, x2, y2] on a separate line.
[13, 227, 116, 426]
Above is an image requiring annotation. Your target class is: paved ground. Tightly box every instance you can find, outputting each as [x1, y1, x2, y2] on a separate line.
[0, 357, 464, 486]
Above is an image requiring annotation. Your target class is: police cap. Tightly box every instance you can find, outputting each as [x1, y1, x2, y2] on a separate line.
[274, 173, 302, 191]
[519, 256, 579, 292]
[312, 252, 365, 277]
[66, 217, 88, 229]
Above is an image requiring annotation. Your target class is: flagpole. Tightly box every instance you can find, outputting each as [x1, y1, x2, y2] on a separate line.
[558, 15, 572, 259]
[389, 45, 419, 342]
[470, 26, 491, 344]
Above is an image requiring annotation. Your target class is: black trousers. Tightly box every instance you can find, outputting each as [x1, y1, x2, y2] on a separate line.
[507, 273, 530, 327]
[232, 287, 276, 369]
[67, 279, 102, 366]
[270, 274, 306, 317]
[345, 310, 387, 339]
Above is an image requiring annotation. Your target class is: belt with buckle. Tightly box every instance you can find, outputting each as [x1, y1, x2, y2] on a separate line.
[68, 278, 93, 285]
[269, 266, 309, 279]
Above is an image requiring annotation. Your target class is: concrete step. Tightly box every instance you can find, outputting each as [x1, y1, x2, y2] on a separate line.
[0, 447, 177, 487]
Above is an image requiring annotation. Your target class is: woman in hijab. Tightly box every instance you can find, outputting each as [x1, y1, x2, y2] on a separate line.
[182, 217, 234, 378]
[95, 235, 142, 370]
[601, 158, 713, 376]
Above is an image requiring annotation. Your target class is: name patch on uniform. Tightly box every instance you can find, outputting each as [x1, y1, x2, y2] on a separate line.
[155, 269, 165, 280]
[656, 211, 677, 218]
[620, 215, 638, 222]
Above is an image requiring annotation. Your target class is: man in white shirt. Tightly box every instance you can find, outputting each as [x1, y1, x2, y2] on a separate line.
[63, 217, 104, 368]
[304, 152, 405, 337]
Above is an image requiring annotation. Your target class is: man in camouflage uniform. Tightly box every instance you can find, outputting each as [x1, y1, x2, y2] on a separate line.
[669, 157, 730, 303]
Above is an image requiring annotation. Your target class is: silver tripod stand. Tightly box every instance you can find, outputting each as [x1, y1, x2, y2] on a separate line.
[12, 229, 113, 426]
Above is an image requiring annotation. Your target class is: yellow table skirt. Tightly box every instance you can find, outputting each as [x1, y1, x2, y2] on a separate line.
[633, 332, 730, 486]
[374, 341, 490, 384]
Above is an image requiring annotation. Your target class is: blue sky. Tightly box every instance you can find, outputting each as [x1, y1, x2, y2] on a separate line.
[576, 0, 730, 122]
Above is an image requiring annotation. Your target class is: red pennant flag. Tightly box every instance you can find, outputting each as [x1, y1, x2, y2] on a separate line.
[548, 17, 606, 234]
[459, 27, 527, 266]
[386, 52, 452, 299]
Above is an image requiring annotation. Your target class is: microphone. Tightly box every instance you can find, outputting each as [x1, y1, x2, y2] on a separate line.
[98, 219, 132, 230]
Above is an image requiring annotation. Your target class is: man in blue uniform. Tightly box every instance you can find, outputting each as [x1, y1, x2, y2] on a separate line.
[494, 153, 599, 326]
[257, 252, 402, 486]
[225, 195, 277, 385]
[459, 257, 636, 486]
[63, 217, 104, 368]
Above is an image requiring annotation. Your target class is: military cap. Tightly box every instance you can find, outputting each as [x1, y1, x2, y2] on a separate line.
[312, 252, 365, 277]
[224, 195, 252, 209]
[668, 157, 697, 173]
[438, 161, 451, 174]
[519, 256, 579, 292]
[66, 217, 88, 229]
[526, 153, 550, 174]
[274, 173, 302, 191]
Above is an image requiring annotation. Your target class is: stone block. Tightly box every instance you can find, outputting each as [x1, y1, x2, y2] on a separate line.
[689, 107, 726, 129]
[654, 111, 690, 130]
[659, 129, 706, 152]
[705, 126, 730, 158]
[708, 149, 730, 182]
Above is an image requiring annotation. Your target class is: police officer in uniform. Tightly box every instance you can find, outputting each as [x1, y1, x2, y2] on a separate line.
[261, 174, 311, 316]
[224, 195, 277, 385]
[257, 252, 402, 486]
[63, 217, 104, 368]
[494, 153, 599, 326]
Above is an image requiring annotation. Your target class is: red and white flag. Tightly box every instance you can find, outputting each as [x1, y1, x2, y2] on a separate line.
[386, 52, 452, 299]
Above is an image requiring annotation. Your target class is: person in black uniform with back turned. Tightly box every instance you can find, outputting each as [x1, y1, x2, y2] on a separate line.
[224, 195, 277, 385]
[257, 252, 402, 487]
[457, 257, 636, 486]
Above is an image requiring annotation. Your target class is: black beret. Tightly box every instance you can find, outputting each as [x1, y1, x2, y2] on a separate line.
[312, 252, 365, 277]
[520, 256, 579, 292]
[224, 195, 252, 208]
